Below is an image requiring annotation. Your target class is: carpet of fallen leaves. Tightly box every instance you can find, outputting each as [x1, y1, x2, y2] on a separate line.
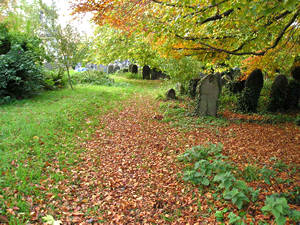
[26, 93, 299, 224]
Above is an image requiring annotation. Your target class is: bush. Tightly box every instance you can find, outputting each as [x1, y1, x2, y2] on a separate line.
[71, 70, 114, 86]
[237, 69, 264, 113]
[0, 24, 11, 55]
[0, 45, 44, 104]
[267, 75, 288, 112]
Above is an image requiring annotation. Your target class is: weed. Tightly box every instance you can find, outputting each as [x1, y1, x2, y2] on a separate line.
[241, 165, 260, 182]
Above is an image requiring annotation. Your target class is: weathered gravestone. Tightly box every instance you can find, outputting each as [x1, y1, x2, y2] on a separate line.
[131, 64, 138, 74]
[150, 68, 159, 80]
[166, 88, 176, 99]
[194, 74, 221, 116]
[143, 65, 151, 80]
[113, 65, 120, 73]
[108, 64, 114, 74]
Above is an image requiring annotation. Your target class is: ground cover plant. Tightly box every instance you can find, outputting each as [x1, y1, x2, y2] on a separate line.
[178, 143, 300, 224]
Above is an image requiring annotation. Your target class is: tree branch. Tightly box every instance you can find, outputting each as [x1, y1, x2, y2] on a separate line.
[174, 8, 299, 56]
[183, 0, 229, 19]
[197, 9, 234, 24]
[175, 34, 236, 41]
[150, 0, 196, 9]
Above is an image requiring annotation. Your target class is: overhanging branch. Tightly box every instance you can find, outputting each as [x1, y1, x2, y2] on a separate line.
[175, 8, 299, 56]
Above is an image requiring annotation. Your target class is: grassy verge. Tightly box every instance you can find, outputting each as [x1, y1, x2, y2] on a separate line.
[0, 83, 140, 223]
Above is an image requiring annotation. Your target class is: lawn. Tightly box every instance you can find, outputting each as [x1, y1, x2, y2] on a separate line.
[0, 81, 148, 224]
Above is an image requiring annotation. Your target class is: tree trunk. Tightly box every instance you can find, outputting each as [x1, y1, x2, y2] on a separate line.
[66, 66, 73, 90]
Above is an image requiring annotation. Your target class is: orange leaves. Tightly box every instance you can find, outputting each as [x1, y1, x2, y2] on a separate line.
[14, 92, 299, 224]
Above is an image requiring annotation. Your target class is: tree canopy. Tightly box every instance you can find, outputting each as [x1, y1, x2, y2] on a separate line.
[73, 0, 300, 75]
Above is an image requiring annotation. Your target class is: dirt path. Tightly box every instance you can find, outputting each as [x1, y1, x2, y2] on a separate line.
[44, 93, 299, 224]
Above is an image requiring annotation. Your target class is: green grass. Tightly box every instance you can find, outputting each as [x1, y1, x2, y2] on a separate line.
[0, 80, 157, 224]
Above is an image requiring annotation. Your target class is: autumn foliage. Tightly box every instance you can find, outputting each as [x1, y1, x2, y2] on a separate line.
[72, 0, 300, 74]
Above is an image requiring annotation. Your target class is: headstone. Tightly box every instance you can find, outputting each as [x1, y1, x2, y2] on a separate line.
[143, 65, 151, 80]
[166, 88, 176, 99]
[195, 74, 221, 116]
[131, 64, 138, 73]
[151, 68, 159, 80]
[268, 74, 288, 112]
[108, 64, 114, 74]
[114, 65, 120, 73]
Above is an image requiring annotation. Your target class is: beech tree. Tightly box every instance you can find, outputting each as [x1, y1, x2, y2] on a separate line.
[73, 0, 299, 75]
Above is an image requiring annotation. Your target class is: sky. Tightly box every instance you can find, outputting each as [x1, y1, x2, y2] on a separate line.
[42, 0, 95, 36]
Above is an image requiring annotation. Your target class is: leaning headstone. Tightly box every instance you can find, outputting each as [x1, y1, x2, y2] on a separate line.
[166, 88, 176, 99]
[108, 64, 114, 74]
[143, 65, 151, 80]
[194, 74, 221, 116]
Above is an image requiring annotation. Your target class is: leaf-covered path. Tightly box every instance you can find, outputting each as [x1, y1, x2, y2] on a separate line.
[43, 92, 299, 224]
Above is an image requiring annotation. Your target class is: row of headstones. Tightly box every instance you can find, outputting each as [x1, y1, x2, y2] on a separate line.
[226, 67, 300, 112]
[267, 66, 300, 112]
[142, 65, 169, 80]
[179, 66, 300, 116]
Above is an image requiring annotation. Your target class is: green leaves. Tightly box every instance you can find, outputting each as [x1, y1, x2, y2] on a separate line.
[228, 212, 246, 225]
[261, 196, 290, 225]
[224, 188, 249, 209]
[213, 171, 235, 190]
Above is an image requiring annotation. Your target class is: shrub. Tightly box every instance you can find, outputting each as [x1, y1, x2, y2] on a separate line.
[237, 69, 264, 113]
[0, 24, 11, 55]
[267, 75, 288, 112]
[71, 70, 114, 86]
[0, 44, 44, 103]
